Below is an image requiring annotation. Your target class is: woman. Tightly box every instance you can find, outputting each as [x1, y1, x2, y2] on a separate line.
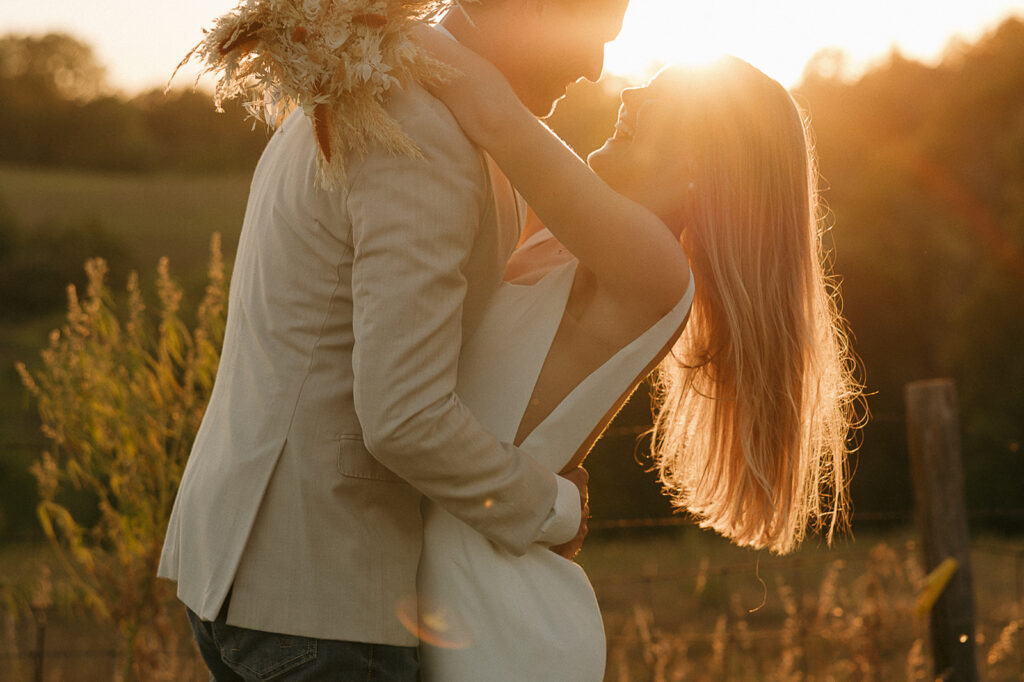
[413, 29, 862, 681]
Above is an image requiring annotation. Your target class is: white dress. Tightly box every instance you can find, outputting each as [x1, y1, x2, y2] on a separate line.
[418, 230, 695, 681]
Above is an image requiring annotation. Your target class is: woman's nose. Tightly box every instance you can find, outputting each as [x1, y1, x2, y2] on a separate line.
[621, 86, 643, 107]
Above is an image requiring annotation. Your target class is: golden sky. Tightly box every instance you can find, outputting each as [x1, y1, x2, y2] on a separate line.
[607, 0, 1024, 85]
[3, 0, 1024, 91]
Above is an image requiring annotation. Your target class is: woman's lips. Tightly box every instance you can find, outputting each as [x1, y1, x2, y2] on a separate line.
[613, 107, 635, 141]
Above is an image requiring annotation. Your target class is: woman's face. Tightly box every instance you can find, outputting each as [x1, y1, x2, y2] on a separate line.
[588, 69, 695, 221]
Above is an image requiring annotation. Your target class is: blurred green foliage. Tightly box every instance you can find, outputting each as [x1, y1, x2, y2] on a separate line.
[794, 19, 1024, 531]
[0, 33, 269, 172]
[17, 242, 225, 679]
[0, 195, 131, 320]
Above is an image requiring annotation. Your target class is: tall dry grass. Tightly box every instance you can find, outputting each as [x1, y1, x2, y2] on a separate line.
[596, 536, 1023, 681]
[0, 532, 1021, 680]
[14, 237, 225, 681]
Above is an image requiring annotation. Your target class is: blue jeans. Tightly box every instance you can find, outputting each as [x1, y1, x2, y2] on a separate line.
[185, 596, 419, 681]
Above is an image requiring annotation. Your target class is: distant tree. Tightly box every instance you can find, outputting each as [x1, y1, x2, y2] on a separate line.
[801, 47, 854, 84]
[0, 33, 124, 167]
[795, 17, 1024, 525]
[64, 96, 159, 170]
[0, 194, 131, 320]
[0, 32, 107, 101]
[134, 88, 268, 171]
[0, 31, 267, 171]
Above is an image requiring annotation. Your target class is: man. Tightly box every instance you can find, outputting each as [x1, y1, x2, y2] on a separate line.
[159, 0, 629, 678]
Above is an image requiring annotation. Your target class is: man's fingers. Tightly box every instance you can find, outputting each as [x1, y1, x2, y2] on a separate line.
[562, 466, 588, 489]
[562, 466, 589, 505]
[549, 467, 590, 560]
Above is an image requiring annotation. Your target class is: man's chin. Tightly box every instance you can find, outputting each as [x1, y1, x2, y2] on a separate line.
[527, 99, 559, 120]
[589, 134, 620, 159]
[525, 89, 568, 120]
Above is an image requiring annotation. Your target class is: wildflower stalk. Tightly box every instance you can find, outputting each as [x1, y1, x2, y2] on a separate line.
[17, 235, 226, 681]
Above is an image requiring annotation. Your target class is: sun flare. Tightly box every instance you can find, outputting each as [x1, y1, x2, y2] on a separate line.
[602, 0, 1024, 88]
[601, 0, 811, 86]
[603, 2, 728, 80]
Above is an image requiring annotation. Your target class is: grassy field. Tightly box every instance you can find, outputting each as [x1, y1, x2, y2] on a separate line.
[584, 526, 1024, 680]
[0, 164, 251, 285]
[1, 527, 1022, 681]
[1, 164, 252, 511]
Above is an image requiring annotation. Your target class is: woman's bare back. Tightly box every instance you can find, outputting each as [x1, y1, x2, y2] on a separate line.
[507, 231, 682, 447]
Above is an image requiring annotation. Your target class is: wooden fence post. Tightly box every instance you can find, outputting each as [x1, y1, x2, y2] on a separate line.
[31, 606, 45, 682]
[905, 378, 979, 681]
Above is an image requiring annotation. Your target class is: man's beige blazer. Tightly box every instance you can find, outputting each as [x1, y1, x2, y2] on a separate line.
[158, 83, 560, 645]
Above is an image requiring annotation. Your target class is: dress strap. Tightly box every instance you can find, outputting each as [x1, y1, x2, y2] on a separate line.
[516, 227, 554, 252]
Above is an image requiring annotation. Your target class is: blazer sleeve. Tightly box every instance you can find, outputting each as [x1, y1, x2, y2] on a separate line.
[346, 88, 562, 556]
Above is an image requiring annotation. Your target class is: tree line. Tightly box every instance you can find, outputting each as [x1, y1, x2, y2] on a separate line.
[0, 33, 268, 172]
[796, 19, 1024, 528]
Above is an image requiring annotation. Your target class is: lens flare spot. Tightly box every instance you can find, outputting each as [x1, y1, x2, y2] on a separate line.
[396, 594, 475, 649]
[484, 498, 494, 509]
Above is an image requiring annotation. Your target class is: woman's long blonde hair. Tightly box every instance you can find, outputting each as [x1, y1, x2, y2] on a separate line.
[650, 58, 865, 555]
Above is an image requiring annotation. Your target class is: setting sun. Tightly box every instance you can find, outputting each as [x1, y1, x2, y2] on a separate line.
[603, 0, 1024, 86]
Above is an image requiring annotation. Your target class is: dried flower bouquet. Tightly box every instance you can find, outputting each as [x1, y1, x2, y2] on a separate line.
[176, 0, 463, 188]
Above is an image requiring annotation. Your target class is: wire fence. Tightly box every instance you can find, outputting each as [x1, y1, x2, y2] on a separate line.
[2, 534, 1022, 681]
[590, 539, 1024, 680]
[589, 508, 1024, 530]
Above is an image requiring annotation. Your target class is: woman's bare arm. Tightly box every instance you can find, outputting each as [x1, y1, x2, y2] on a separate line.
[416, 26, 690, 315]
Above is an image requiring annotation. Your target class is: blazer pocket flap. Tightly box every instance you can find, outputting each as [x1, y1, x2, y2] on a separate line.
[337, 436, 403, 483]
